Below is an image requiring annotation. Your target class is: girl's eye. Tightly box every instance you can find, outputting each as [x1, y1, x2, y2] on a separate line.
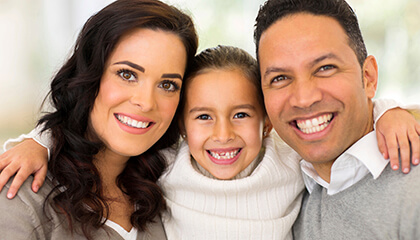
[117, 69, 137, 82]
[233, 112, 250, 119]
[159, 80, 180, 92]
[196, 114, 212, 120]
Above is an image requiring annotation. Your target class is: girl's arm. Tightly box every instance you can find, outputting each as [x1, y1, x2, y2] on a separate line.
[374, 99, 420, 173]
[0, 127, 49, 199]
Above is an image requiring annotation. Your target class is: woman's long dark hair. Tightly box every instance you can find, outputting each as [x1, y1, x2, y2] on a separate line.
[38, 0, 198, 238]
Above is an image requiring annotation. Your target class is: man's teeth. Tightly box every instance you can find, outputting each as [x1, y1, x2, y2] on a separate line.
[116, 114, 150, 129]
[209, 149, 240, 160]
[296, 113, 333, 134]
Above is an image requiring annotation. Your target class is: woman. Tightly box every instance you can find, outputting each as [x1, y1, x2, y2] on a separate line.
[0, 0, 197, 239]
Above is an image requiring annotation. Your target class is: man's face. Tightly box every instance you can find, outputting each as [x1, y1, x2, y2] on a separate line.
[258, 13, 377, 169]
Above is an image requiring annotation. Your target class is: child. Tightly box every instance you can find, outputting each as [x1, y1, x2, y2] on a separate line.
[1, 45, 419, 239]
[159, 45, 303, 239]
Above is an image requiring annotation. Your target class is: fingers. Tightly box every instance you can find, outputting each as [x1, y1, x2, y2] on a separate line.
[0, 160, 23, 198]
[384, 132, 400, 171]
[32, 165, 48, 193]
[397, 130, 411, 174]
[0, 153, 12, 192]
[409, 124, 420, 166]
[6, 166, 34, 199]
[376, 130, 389, 160]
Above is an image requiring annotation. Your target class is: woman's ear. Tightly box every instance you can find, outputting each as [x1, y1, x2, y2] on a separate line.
[263, 117, 273, 139]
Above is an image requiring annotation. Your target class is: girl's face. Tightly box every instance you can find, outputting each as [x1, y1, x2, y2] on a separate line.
[182, 68, 271, 179]
[90, 28, 186, 161]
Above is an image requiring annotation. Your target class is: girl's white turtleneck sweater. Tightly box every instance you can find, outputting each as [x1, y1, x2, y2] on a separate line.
[159, 132, 305, 240]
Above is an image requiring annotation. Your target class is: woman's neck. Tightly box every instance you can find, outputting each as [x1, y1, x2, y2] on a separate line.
[93, 149, 134, 231]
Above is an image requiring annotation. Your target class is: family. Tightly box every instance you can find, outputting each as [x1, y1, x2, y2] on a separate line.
[0, 0, 419, 239]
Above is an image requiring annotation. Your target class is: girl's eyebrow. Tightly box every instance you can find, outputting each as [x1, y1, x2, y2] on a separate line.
[113, 61, 145, 72]
[188, 104, 257, 114]
[233, 104, 257, 111]
[189, 107, 212, 114]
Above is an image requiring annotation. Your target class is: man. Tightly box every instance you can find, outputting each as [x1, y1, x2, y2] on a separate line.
[254, 0, 420, 239]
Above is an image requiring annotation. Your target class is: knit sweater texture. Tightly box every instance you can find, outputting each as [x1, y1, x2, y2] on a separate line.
[293, 162, 420, 240]
[159, 133, 304, 240]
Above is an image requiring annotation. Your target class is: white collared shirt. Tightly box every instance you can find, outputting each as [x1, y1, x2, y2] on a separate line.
[300, 131, 389, 195]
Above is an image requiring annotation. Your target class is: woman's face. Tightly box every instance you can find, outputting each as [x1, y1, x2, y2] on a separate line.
[90, 28, 186, 160]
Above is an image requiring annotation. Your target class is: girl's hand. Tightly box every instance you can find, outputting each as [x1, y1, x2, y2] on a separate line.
[376, 108, 420, 173]
[0, 139, 48, 199]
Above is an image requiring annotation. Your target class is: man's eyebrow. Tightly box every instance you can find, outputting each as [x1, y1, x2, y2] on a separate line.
[263, 53, 344, 78]
[264, 66, 289, 79]
[162, 73, 183, 80]
[308, 53, 343, 68]
[113, 61, 145, 72]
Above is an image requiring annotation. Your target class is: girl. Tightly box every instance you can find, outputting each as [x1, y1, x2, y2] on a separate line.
[1, 46, 419, 239]
[0, 0, 198, 239]
[159, 45, 303, 239]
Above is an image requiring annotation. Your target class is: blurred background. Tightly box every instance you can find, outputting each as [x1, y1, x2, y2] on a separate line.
[1, 0, 419, 150]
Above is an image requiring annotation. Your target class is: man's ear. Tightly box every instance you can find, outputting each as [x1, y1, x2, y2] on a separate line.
[263, 117, 273, 139]
[362, 55, 378, 99]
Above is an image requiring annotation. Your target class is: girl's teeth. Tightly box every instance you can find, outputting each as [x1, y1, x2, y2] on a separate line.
[209, 150, 239, 160]
[116, 114, 150, 129]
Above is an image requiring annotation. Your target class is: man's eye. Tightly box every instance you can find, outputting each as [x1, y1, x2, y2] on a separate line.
[271, 75, 288, 83]
[319, 65, 335, 72]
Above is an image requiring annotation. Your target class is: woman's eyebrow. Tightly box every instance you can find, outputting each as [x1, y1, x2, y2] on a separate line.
[113, 61, 145, 72]
[162, 73, 182, 80]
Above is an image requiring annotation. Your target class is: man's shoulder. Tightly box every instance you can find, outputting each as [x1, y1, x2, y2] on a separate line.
[375, 163, 420, 196]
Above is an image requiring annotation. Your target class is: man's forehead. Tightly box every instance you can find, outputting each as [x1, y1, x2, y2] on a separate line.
[258, 13, 351, 65]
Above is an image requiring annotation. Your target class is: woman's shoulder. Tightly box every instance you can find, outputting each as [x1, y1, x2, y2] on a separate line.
[1, 175, 54, 206]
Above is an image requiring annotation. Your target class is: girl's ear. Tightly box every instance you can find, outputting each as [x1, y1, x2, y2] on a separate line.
[263, 117, 273, 139]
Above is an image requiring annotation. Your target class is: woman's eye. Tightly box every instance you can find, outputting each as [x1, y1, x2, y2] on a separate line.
[159, 80, 180, 92]
[233, 112, 249, 119]
[197, 114, 212, 120]
[118, 69, 136, 81]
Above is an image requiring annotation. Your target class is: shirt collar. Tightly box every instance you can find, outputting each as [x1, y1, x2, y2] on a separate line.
[300, 131, 389, 195]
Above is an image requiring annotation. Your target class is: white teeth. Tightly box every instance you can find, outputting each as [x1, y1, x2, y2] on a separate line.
[296, 113, 333, 134]
[209, 150, 240, 160]
[116, 114, 150, 129]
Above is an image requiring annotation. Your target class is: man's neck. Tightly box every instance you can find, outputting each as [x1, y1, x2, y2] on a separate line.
[312, 161, 334, 183]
